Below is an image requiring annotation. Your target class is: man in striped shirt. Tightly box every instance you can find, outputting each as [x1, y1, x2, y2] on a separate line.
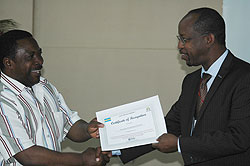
[0, 30, 111, 166]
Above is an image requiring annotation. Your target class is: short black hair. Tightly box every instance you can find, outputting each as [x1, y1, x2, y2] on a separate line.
[185, 7, 226, 45]
[0, 30, 32, 70]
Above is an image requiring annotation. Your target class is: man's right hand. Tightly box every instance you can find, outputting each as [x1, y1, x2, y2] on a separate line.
[82, 147, 111, 166]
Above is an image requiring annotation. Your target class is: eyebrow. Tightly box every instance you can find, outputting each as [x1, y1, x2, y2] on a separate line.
[20, 48, 42, 57]
[179, 34, 187, 37]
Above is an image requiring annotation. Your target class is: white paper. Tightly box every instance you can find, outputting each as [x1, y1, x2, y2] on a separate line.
[96, 95, 167, 151]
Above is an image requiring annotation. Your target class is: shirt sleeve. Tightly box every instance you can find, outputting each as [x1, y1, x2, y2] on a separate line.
[0, 94, 35, 161]
[177, 137, 181, 153]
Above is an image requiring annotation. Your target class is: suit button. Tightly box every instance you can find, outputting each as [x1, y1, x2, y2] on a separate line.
[190, 156, 193, 162]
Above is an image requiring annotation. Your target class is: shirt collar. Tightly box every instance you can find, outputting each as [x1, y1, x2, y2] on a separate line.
[201, 49, 228, 77]
[0, 72, 40, 95]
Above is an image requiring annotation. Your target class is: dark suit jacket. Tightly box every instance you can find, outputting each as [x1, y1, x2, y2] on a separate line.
[120, 51, 250, 166]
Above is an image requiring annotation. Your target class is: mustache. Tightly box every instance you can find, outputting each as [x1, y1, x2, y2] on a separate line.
[33, 64, 43, 70]
[178, 48, 186, 55]
[178, 48, 183, 54]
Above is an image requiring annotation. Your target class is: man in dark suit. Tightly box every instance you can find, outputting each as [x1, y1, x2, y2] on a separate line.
[119, 7, 250, 166]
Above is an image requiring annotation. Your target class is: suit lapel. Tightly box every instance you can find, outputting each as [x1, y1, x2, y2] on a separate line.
[197, 52, 234, 121]
[186, 70, 201, 135]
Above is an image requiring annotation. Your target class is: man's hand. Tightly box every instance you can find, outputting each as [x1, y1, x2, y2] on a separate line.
[96, 148, 112, 164]
[82, 147, 111, 166]
[87, 118, 104, 138]
[152, 133, 178, 153]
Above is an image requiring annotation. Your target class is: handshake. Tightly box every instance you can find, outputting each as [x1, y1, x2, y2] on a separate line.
[81, 147, 111, 166]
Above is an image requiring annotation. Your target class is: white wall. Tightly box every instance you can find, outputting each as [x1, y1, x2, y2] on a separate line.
[0, 0, 33, 33]
[223, 0, 250, 63]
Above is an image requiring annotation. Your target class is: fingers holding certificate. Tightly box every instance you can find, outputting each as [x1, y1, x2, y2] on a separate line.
[96, 95, 167, 151]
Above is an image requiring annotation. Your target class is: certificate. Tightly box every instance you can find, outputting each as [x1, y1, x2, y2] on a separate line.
[96, 95, 167, 151]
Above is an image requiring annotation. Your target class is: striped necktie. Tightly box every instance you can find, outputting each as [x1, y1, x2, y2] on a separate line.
[195, 73, 211, 119]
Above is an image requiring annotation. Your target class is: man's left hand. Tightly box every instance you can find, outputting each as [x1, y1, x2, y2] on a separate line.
[87, 118, 104, 138]
[152, 133, 178, 153]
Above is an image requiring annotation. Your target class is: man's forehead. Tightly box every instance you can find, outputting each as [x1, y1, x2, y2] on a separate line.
[16, 37, 39, 49]
[178, 14, 198, 33]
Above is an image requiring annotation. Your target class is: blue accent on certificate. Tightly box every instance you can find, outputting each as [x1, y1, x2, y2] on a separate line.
[104, 117, 111, 122]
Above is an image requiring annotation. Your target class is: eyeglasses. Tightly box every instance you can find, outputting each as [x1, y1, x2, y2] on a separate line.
[177, 33, 208, 45]
[176, 35, 192, 45]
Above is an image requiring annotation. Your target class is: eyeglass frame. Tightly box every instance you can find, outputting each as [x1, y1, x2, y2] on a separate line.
[176, 33, 208, 45]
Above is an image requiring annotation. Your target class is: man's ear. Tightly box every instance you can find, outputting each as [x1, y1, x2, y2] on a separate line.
[204, 33, 215, 47]
[3, 57, 14, 69]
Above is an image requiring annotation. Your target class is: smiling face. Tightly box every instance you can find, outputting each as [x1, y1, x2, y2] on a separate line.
[7, 37, 44, 87]
[177, 14, 210, 67]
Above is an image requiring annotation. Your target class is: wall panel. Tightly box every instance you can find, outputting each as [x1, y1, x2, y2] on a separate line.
[33, 0, 223, 165]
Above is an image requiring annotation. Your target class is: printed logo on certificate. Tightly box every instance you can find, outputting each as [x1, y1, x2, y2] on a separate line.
[96, 95, 167, 151]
